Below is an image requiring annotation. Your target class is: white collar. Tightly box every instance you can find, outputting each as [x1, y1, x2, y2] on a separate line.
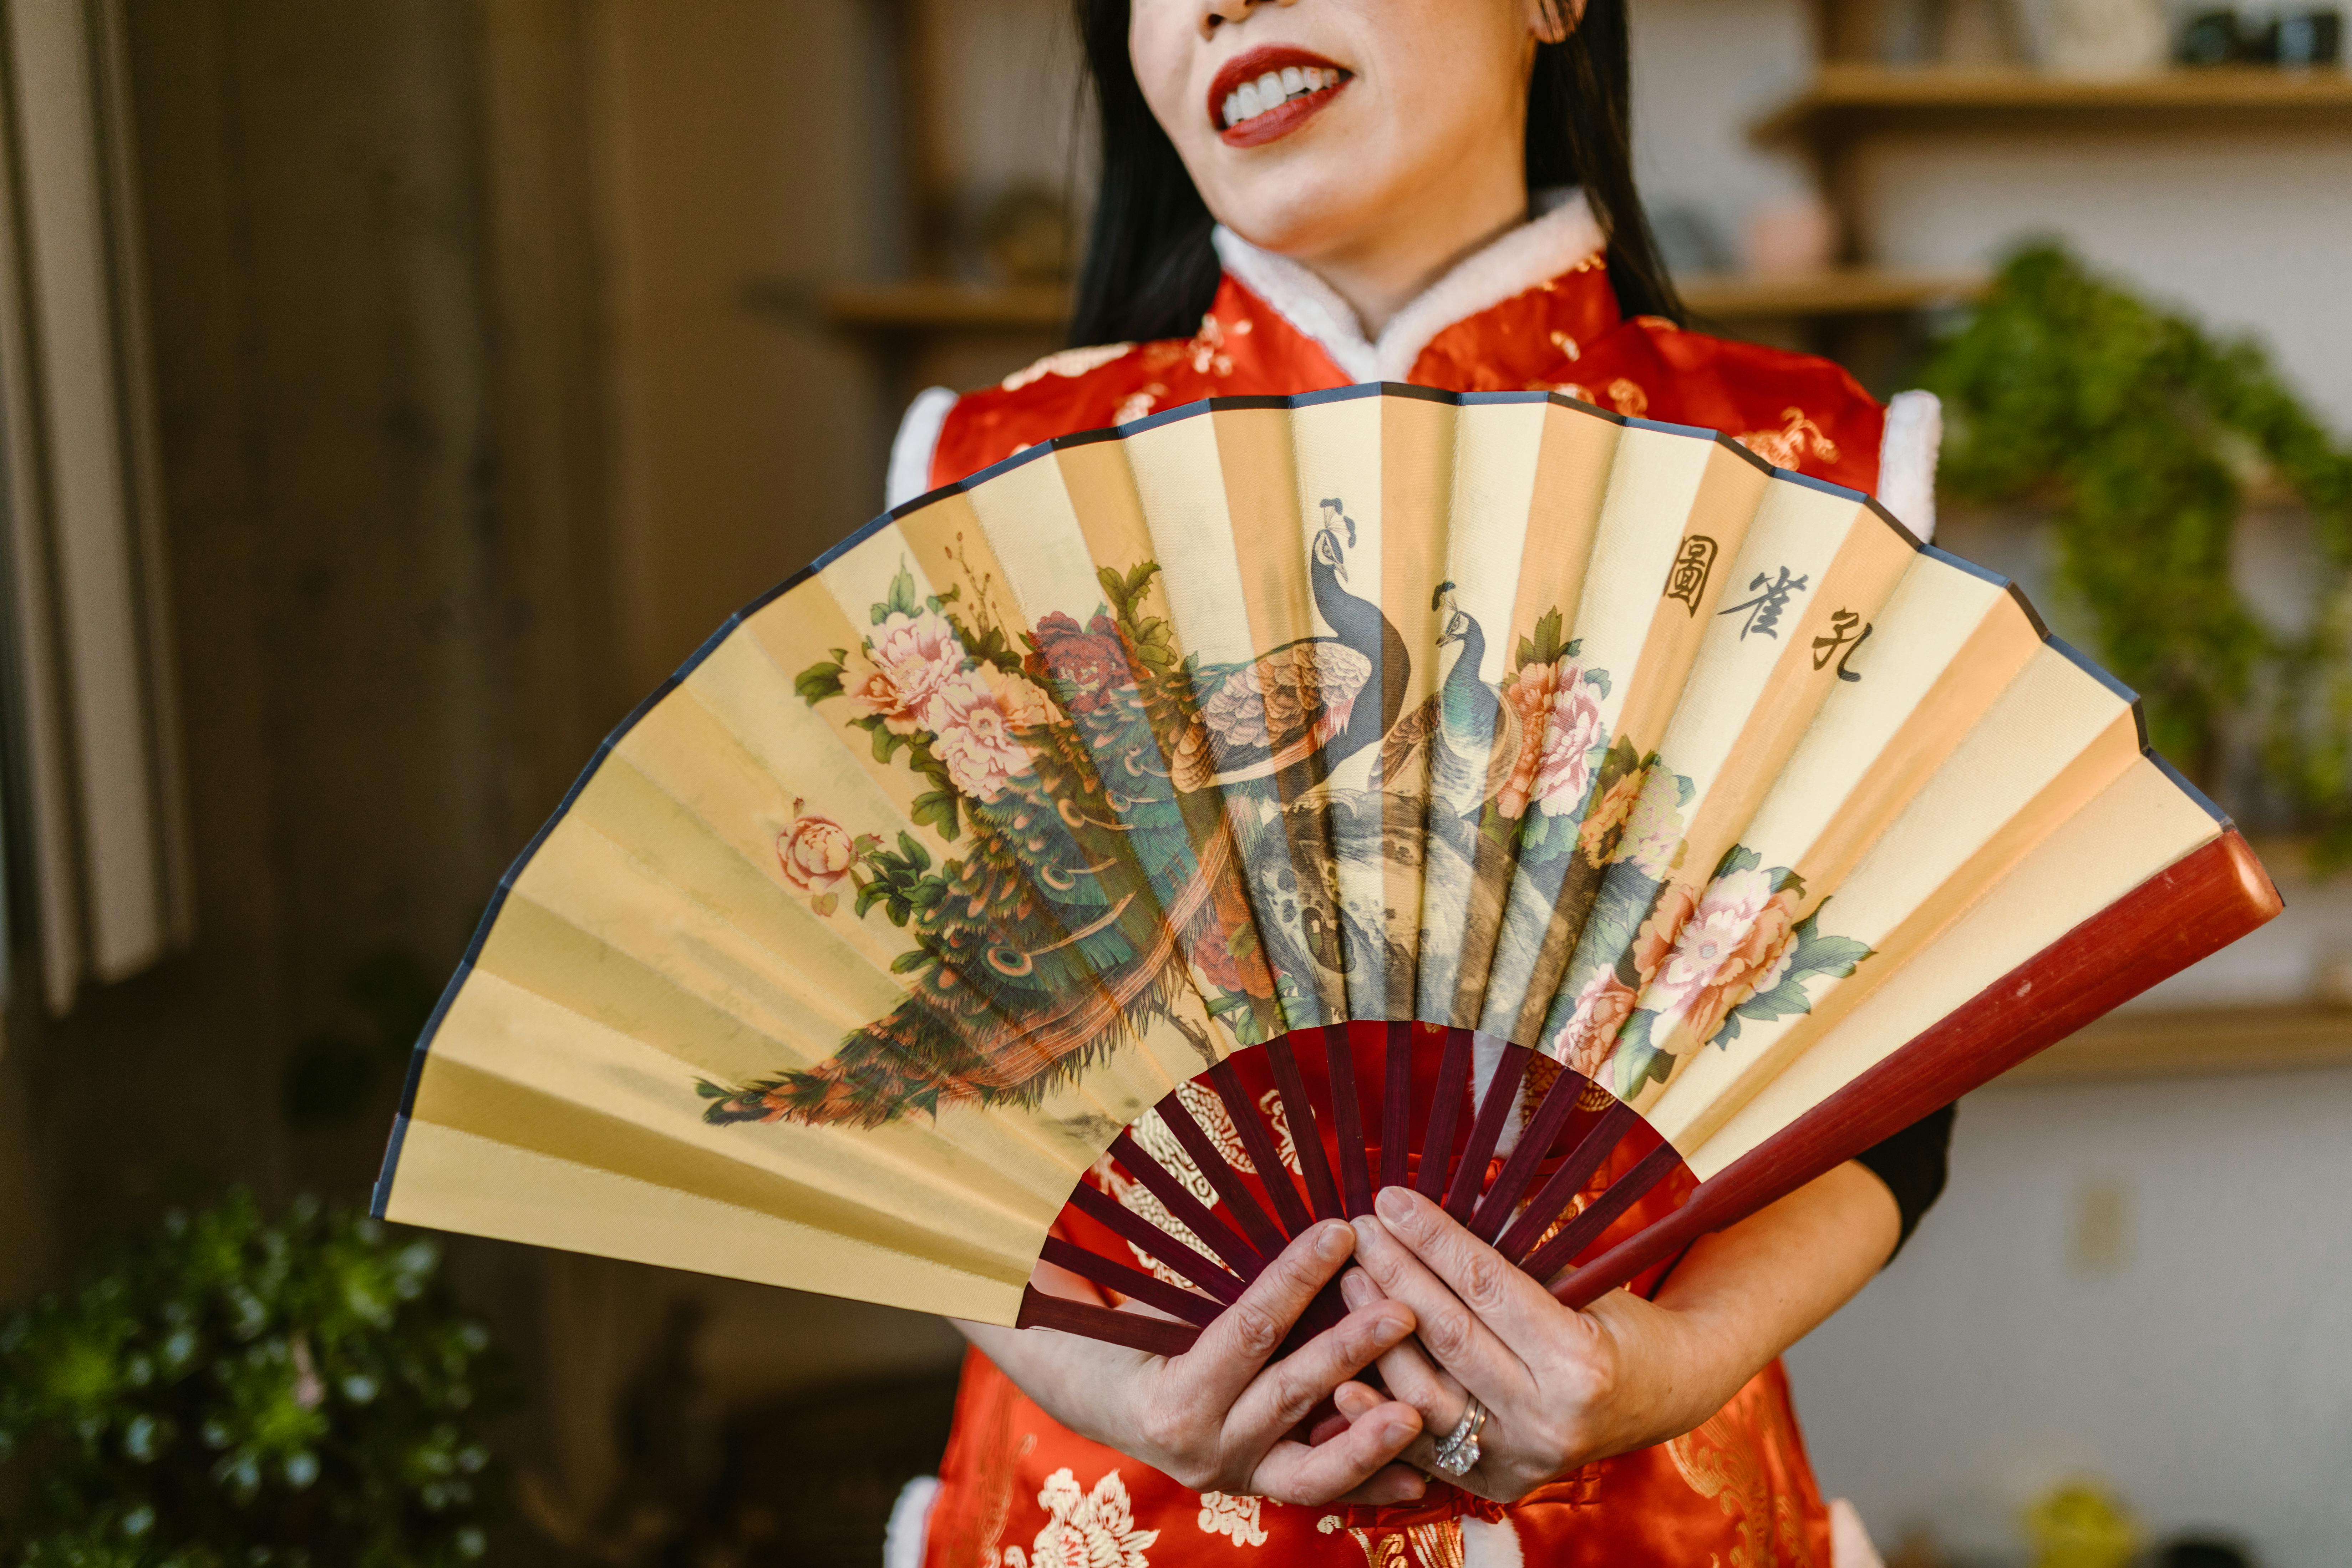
[1210, 189, 1606, 384]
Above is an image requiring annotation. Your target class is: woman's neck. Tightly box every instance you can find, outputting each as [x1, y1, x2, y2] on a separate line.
[1282, 163, 1532, 338]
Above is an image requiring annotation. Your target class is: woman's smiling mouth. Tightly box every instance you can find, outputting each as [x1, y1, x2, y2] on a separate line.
[1209, 47, 1353, 148]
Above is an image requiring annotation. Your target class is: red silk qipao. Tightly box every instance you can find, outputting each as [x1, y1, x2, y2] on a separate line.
[907, 201, 1890, 1568]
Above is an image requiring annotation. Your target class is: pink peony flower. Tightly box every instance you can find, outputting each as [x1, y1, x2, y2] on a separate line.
[847, 610, 965, 735]
[1526, 662, 1606, 813]
[778, 800, 859, 916]
[990, 668, 1057, 731]
[926, 671, 1037, 802]
[1641, 869, 1800, 1048]
[1031, 612, 1134, 716]
[1497, 663, 1561, 818]
[1578, 769, 1647, 866]
[1554, 969, 1639, 1079]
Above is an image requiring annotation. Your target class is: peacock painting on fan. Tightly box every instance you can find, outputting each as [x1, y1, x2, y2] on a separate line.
[699, 477, 1870, 1138]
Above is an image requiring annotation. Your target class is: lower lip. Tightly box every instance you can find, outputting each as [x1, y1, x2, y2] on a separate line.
[1219, 80, 1348, 149]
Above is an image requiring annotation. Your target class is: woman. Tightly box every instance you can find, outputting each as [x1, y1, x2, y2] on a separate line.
[888, 2, 1953, 1563]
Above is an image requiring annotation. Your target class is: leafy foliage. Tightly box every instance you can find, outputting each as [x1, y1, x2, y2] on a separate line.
[0, 1193, 508, 1568]
[1514, 612, 1570, 673]
[1921, 244, 2352, 856]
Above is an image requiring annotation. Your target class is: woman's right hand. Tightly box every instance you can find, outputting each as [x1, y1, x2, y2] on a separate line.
[958, 1218, 1432, 1507]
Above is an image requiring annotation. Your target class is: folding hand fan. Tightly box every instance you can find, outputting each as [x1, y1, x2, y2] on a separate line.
[373, 386, 2280, 1356]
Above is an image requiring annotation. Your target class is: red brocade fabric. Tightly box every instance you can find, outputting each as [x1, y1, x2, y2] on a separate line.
[929, 255, 1885, 498]
[917, 251, 1875, 1566]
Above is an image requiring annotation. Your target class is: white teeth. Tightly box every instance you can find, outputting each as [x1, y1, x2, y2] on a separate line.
[1222, 66, 1342, 129]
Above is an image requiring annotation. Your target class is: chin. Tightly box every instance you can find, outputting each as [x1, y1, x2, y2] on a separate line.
[1201, 163, 1392, 265]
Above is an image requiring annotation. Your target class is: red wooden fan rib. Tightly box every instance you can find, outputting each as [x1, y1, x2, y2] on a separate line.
[1015, 828, 2281, 1361]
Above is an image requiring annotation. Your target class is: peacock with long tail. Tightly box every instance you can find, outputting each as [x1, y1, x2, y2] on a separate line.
[1377, 583, 1523, 813]
[696, 541, 1317, 1128]
[1170, 499, 1410, 795]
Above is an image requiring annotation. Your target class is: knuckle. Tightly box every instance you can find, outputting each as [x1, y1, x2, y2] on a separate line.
[1271, 1359, 1324, 1426]
[1228, 1299, 1285, 1359]
[1167, 1453, 1218, 1491]
[1462, 1250, 1511, 1312]
[1423, 1304, 1476, 1362]
[1135, 1404, 1188, 1456]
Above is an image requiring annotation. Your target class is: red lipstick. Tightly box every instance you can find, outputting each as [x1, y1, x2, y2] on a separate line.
[1209, 46, 1352, 149]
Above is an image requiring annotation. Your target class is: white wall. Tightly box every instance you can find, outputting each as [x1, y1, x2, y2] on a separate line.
[1787, 1068, 2352, 1567]
[1628, 5, 2352, 1562]
[1630, 0, 2352, 428]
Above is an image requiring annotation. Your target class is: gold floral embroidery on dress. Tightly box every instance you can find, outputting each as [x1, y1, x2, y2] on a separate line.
[1196, 1491, 1269, 1546]
[1005, 1467, 1158, 1568]
[1188, 314, 1238, 377]
[1000, 342, 1138, 392]
[1114, 384, 1169, 425]
[1737, 408, 1842, 470]
[1666, 1408, 1818, 1568]
[1312, 1518, 1464, 1568]
[1607, 378, 1649, 417]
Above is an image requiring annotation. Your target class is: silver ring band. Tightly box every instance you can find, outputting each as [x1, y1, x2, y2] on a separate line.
[1430, 1394, 1487, 1478]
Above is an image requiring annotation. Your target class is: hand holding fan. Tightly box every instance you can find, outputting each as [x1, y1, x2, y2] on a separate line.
[372, 386, 2279, 1356]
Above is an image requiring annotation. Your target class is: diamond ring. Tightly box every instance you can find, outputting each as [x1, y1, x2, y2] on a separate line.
[1429, 1394, 1487, 1478]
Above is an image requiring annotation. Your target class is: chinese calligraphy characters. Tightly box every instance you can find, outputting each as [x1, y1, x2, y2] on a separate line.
[1719, 567, 1809, 640]
[1663, 536, 1718, 616]
[1812, 610, 1872, 682]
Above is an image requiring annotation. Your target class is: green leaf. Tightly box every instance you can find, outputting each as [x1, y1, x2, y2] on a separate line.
[886, 561, 923, 619]
[1528, 608, 1565, 668]
[1713, 844, 1763, 879]
[1788, 933, 1872, 983]
[910, 790, 960, 836]
[793, 661, 845, 704]
[896, 831, 931, 872]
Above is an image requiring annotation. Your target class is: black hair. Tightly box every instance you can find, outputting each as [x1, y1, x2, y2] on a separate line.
[1067, 0, 1684, 350]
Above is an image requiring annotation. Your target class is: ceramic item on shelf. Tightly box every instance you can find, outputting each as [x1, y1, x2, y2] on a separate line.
[1939, 0, 2032, 62]
[2021, 0, 2171, 74]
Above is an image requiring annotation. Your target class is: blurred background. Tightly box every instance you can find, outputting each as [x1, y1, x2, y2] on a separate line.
[0, 1, 2342, 1565]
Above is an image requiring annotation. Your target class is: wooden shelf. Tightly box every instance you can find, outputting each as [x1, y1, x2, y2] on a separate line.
[823, 280, 1066, 333]
[2003, 1004, 2352, 1085]
[1754, 64, 2352, 146]
[821, 268, 1985, 337]
[1680, 267, 1985, 317]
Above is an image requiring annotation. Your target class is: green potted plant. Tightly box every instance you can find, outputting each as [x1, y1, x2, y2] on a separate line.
[0, 1192, 508, 1567]
[1921, 244, 2352, 860]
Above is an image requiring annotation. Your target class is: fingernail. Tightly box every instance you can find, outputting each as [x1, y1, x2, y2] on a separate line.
[1315, 1222, 1351, 1260]
[1400, 1475, 1426, 1500]
[1340, 1270, 1374, 1308]
[1382, 1420, 1416, 1447]
[1375, 1314, 1409, 1346]
[1376, 1187, 1414, 1224]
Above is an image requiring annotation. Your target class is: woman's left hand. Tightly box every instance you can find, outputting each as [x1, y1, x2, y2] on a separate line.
[1340, 1163, 1901, 1502]
[1334, 1186, 1721, 1501]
